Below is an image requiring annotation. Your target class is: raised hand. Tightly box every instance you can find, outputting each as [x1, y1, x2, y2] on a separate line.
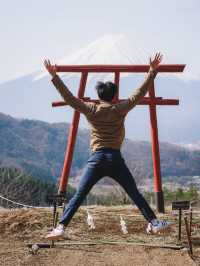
[149, 53, 163, 71]
[44, 59, 57, 77]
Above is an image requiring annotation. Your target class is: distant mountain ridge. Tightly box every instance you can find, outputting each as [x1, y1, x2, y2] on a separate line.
[0, 112, 199, 186]
[0, 112, 90, 181]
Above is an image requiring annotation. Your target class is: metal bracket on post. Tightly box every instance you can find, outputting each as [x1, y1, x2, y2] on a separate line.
[27, 194, 66, 253]
[172, 201, 190, 243]
[48, 194, 66, 247]
[46, 194, 66, 226]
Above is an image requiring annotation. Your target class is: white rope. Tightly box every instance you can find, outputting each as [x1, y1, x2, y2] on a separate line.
[0, 194, 50, 209]
[1, 194, 200, 217]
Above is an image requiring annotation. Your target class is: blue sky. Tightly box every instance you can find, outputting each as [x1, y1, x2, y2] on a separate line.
[0, 0, 200, 82]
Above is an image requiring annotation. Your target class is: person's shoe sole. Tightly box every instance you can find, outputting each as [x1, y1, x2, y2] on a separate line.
[45, 234, 64, 241]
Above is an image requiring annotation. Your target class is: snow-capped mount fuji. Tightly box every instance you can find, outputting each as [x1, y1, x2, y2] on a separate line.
[0, 34, 199, 144]
[34, 34, 152, 82]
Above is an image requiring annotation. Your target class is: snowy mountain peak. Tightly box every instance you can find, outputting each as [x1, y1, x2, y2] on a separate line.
[34, 34, 151, 81]
[58, 34, 149, 65]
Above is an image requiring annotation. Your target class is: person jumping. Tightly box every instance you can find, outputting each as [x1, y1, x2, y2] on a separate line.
[44, 53, 171, 240]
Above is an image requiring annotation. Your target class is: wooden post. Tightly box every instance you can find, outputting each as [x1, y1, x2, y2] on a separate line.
[114, 72, 120, 99]
[184, 216, 193, 256]
[52, 201, 57, 227]
[178, 209, 182, 241]
[189, 208, 193, 236]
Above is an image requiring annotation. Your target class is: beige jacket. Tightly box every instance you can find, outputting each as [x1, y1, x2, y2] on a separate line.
[52, 70, 156, 151]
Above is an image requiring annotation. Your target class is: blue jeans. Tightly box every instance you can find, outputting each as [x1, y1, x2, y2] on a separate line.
[60, 148, 156, 225]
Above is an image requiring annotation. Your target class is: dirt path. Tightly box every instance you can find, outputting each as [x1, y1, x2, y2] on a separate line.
[0, 206, 198, 266]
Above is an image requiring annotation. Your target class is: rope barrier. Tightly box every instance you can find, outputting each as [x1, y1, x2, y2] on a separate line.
[0, 194, 50, 209]
[1, 193, 200, 220]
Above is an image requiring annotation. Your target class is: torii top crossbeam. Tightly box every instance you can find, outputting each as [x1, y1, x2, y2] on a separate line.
[54, 64, 184, 72]
[52, 63, 185, 213]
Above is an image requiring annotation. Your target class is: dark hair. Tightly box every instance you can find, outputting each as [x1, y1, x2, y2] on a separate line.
[95, 81, 118, 102]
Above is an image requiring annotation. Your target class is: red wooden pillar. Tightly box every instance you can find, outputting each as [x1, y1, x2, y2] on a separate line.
[58, 72, 88, 194]
[114, 72, 120, 96]
[149, 81, 164, 213]
[112, 72, 120, 102]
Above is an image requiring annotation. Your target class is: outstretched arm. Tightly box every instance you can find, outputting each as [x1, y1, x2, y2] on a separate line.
[44, 59, 95, 115]
[115, 53, 163, 115]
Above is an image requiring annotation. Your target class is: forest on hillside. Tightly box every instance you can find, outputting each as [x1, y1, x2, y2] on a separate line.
[0, 112, 200, 186]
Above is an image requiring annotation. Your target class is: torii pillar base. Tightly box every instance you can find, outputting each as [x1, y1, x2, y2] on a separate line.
[155, 191, 165, 213]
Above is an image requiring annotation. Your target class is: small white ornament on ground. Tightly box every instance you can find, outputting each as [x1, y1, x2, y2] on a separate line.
[86, 210, 95, 230]
[120, 215, 128, 234]
[31, 244, 39, 254]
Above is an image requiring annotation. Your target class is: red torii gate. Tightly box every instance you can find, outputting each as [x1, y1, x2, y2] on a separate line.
[52, 64, 185, 213]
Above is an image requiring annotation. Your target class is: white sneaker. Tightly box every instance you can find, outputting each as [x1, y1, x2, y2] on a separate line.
[146, 219, 172, 234]
[45, 224, 65, 241]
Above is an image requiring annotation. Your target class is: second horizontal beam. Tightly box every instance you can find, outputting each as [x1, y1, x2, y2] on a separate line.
[52, 98, 179, 107]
